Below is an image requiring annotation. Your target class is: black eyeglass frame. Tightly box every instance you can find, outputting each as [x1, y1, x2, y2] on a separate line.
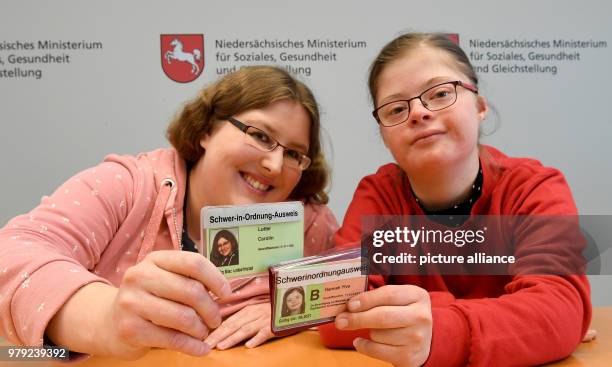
[372, 80, 479, 127]
[227, 116, 312, 170]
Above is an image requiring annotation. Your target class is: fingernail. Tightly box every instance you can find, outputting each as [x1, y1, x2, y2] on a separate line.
[336, 317, 348, 329]
[245, 341, 254, 348]
[348, 299, 360, 311]
[212, 315, 222, 329]
[217, 342, 227, 350]
[199, 342, 212, 355]
[353, 338, 362, 349]
[204, 337, 216, 348]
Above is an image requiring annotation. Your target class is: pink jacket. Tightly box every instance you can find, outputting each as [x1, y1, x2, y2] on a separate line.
[0, 148, 338, 346]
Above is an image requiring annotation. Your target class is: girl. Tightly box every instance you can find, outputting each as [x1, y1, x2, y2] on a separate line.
[210, 229, 239, 267]
[281, 287, 306, 317]
[0, 66, 337, 358]
[319, 33, 591, 367]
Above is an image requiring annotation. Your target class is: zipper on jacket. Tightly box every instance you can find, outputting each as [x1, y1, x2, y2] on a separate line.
[172, 207, 183, 250]
[162, 178, 183, 251]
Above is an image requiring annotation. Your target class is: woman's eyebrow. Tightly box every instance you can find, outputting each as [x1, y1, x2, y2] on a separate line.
[251, 120, 278, 135]
[286, 141, 309, 154]
[256, 120, 309, 153]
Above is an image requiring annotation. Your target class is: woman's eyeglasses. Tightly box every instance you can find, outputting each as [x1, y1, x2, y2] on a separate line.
[227, 117, 312, 171]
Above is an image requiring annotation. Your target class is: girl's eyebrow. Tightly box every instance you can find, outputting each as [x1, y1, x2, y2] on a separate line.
[378, 76, 457, 105]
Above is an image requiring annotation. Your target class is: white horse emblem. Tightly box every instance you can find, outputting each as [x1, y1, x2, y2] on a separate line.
[164, 38, 202, 74]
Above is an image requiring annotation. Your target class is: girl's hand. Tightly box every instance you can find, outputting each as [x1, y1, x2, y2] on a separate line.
[204, 303, 274, 350]
[335, 285, 432, 367]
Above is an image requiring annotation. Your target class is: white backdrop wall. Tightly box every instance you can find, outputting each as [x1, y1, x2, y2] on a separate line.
[1, 0, 611, 304]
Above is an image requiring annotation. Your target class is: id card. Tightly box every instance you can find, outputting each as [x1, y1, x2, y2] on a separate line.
[270, 250, 367, 335]
[201, 202, 304, 278]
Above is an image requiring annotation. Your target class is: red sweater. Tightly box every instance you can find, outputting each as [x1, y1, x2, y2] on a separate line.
[319, 146, 591, 366]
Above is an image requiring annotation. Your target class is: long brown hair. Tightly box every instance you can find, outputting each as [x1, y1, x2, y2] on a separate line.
[167, 66, 330, 204]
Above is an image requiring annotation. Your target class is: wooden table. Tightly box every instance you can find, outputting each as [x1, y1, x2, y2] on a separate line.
[2, 307, 610, 366]
[543, 306, 611, 366]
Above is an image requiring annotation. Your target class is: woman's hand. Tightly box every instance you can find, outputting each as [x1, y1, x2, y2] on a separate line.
[204, 303, 274, 349]
[334, 285, 432, 367]
[106, 251, 232, 358]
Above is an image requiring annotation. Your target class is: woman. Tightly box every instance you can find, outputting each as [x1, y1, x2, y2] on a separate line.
[0, 66, 338, 358]
[210, 229, 239, 267]
[319, 33, 591, 366]
[281, 287, 305, 317]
